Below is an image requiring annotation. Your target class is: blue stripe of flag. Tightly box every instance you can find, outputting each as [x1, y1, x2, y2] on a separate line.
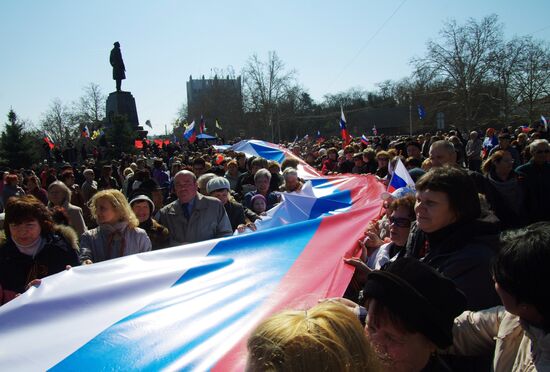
[51, 219, 321, 371]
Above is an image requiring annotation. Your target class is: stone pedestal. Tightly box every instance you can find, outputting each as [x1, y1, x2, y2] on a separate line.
[105, 91, 140, 128]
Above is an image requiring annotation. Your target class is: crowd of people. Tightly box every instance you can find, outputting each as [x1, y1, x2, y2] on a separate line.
[0, 122, 549, 370]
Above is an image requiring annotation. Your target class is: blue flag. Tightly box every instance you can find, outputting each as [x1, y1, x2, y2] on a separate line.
[417, 105, 426, 120]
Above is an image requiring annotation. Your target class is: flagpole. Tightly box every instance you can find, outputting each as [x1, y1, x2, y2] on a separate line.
[409, 93, 412, 137]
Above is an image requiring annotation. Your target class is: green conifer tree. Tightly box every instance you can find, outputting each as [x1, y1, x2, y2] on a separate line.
[0, 110, 37, 168]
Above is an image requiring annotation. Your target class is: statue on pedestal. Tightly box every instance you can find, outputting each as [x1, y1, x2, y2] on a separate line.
[110, 42, 126, 92]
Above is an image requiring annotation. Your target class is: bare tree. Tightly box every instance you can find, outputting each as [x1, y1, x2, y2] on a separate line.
[74, 83, 106, 124]
[243, 51, 295, 141]
[413, 14, 503, 127]
[492, 37, 528, 121]
[512, 37, 550, 122]
[40, 98, 79, 148]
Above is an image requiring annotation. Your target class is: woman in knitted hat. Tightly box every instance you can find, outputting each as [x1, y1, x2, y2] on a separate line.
[130, 194, 170, 250]
[79, 189, 151, 264]
[250, 194, 267, 215]
[207, 177, 257, 233]
[362, 258, 467, 371]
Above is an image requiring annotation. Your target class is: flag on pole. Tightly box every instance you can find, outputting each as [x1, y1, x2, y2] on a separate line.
[339, 107, 351, 147]
[145, 120, 153, 129]
[387, 158, 415, 193]
[43, 131, 55, 149]
[361, 134, 369, 146]
[541, 115, 548, 131]
[184, 121, 197, 143]
[91, 130, 100, 140]
[315, 130, 325, 144]
[417, 105, 426, 120]
[215, 120, 222, 130]
[199, 116, 205, 134]
[134, 139, 144, 149]
[81, 125, 90, 138]
[372, 125, 378, 136]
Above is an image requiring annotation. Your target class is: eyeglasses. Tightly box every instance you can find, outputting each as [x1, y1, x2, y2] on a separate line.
[534, 149, 550, 154]
[389, 216, 412, 228]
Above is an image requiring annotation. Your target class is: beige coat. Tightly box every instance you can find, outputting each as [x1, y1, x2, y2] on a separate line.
[158, 193, 232, 246]
[450, 306, 550, 371]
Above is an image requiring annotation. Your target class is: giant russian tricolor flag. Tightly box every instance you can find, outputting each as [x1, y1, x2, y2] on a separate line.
[0, 140, 384, 371]
[229, 139, 320, 179]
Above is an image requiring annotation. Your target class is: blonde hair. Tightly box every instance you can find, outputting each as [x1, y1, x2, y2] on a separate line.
[89, 189, 139, 228]
[247, 302, 379, 372]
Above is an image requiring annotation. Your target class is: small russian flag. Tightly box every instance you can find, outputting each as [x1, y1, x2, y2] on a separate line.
[361, 134, 369, 145]
[387, 158, 415, 193]
[81, 125, 90, 138]
[184, 121, 197, 143]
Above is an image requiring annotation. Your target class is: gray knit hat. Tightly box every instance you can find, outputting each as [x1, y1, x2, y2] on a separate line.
[206, 177, 231, 194]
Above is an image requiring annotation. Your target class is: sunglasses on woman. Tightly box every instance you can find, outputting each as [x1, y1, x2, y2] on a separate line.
[389, 216, 412, 228]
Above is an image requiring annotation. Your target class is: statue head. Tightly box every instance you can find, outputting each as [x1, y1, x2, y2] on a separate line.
[114, 41, 120, 47]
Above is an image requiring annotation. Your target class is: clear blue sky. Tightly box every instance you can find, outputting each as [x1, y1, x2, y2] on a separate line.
[1, 0, 549, 135]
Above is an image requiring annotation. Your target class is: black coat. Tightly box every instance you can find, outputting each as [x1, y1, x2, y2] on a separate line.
[516, 161, 550, 223]
[406, 220, 501, 311]
[224, 200, 246, 230]
[0, 226, 79, 293]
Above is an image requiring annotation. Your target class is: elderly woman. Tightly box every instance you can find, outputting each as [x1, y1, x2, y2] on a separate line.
[206, 177, 257, 233]
[246, 301, 380, 372]
[0, 195, 79, 295]
[516, 139, 550, 223]
[79, 189, 151, 264]
[331, 258, 467, 371]
[129, 194, 170, 250]
[370, 194, 415, 268]
[279, 167, 303, 193]
[243, 169, 280, 211]
[407, 165, 501, 310]
[224, 160, 241, 190]
[481, 150, 527, 229]
[47, 181, 87, 236]
[362, 258, 467, 371]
